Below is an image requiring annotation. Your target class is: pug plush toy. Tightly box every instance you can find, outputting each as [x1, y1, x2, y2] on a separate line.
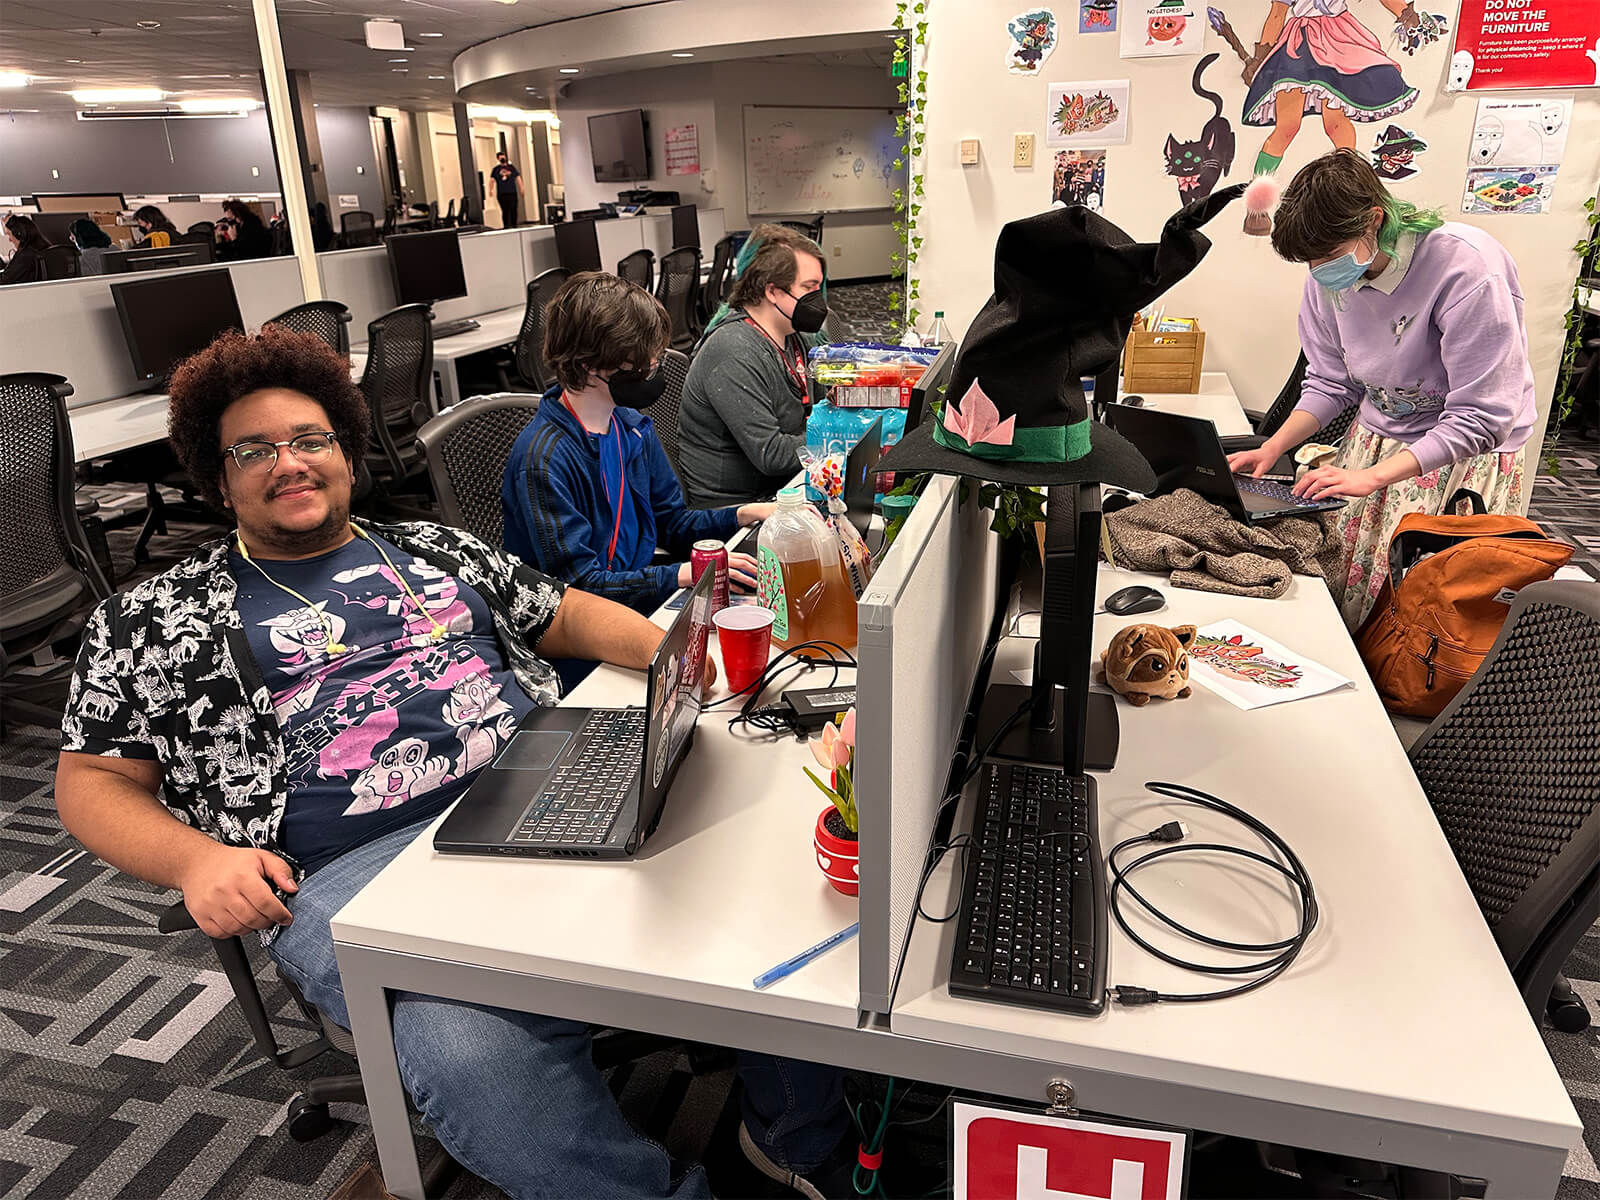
[1097, 624, 1196, 706]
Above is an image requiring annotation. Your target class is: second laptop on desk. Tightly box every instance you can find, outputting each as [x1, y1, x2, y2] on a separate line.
[433, 569, 713, 859]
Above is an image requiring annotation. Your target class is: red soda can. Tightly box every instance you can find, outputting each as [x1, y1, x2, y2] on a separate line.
[690, 540, 729, 616]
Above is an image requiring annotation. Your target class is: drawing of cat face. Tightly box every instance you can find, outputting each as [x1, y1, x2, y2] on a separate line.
[1148, 14, 1185, 41]
[260, 604, 344, 658]
[1164, 135, 1205, 178]
[1471, 117, 1504, 164]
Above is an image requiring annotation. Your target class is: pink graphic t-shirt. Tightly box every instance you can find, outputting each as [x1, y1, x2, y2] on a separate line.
[232, 534, 534, 873]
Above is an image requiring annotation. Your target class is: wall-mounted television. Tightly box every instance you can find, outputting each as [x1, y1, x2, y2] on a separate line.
[588, 109, 650, 183]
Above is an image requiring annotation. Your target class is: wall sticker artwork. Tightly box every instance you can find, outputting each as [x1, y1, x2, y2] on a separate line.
[1081, 0, 1119, 33]
[1046, 80, 1132, 146]
[1007, 9, 1061, 74]
[1369, 124, 1427, 180]
[1122, 0, 1206, 58]
[1163, 52, 1237, 200]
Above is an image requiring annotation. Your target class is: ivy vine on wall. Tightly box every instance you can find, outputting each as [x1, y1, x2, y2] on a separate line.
[890, 0, 928, 338]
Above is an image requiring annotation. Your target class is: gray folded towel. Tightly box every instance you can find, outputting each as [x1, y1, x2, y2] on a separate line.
[1102, 488, 1342, 599]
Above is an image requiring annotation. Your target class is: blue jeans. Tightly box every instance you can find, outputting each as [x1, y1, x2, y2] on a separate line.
[268, 817, 846, 1198]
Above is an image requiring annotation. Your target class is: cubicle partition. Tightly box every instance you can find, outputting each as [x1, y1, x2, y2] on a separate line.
[855, 477, 1000, 1016]
[0, 257, 305, 409]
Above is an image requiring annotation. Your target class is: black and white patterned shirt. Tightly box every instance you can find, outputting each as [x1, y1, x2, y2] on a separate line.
[61, 520, 566, 875]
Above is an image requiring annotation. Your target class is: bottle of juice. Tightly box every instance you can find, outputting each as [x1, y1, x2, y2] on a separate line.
[756, 488, 858, 655]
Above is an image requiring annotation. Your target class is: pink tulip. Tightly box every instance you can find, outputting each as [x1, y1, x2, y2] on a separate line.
[810, 722, 852, 770]
[839, 707, 856, 748]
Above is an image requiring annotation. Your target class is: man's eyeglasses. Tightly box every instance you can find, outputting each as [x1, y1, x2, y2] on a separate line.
[223, 431, 340, 472]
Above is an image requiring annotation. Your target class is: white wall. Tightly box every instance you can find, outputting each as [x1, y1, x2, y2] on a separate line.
[916, 0, 1600, 453]
[556, 58, 902, 278]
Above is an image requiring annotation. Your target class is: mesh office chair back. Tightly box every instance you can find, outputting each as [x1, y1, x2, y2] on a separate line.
[187, 221, 215, 236]
[515, 268, 569, 390]
[650, 349, 692, 482]
[1408, 580, 1600, 1009]
[655, 247, 702, 352]
[40, 244, 81, 280]
[443, 198, 457, 227]
[266, 300, 354, 356]
[0, 373, 111, 639]
[359, 304, 436, 481]
[418, 394, 543, 545]
[705, 235, 738, 307]
[341, 210, 378, 248]
[1255, 351, 1360, 451]
[617, 248, 655, 293]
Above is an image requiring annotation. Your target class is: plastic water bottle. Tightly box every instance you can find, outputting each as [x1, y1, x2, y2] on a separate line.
[924, 311, 952, 350]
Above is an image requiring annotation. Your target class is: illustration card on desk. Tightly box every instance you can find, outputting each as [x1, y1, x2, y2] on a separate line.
[1187, 620, 1351, 710]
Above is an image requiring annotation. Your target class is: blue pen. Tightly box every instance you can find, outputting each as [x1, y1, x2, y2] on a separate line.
[753, 923, 860, 990]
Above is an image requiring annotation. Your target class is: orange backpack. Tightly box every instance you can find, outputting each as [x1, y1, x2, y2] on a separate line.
[1356, 490, 1573, 719]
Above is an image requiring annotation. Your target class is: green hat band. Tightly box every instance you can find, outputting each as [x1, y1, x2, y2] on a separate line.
[931, 415, 1093, 463]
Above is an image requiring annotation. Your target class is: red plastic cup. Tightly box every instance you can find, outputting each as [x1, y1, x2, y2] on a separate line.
[714, 606, 775, 696]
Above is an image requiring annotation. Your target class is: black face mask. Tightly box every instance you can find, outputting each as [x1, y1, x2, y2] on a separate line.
[783, 288, 828, 334]
[605, 364, 668, 409]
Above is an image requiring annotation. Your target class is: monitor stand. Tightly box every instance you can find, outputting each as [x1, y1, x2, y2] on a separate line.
[975, 683, 1119, 772]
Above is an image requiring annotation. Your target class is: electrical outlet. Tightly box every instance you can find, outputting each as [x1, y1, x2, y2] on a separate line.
[832, 245, 842, 256]
[1012, 134, 1034, 168]
[959, 138, 980, 166]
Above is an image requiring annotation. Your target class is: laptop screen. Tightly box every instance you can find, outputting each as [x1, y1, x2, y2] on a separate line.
[844, 415, 884, 540]
[638, 567, 714, 840]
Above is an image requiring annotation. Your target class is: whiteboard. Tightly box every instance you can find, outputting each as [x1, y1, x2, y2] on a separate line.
[743, 105, 904, 216]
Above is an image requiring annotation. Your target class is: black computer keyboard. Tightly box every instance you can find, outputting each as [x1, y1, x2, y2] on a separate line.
[1233, 473, 1317, 506]
[510, 710, 645, 846]
[948, 763, 1108, 1015]
[433, 317, 482, 339]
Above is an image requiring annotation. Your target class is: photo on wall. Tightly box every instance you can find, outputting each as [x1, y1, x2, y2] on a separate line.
[1046, 80, 1131, 147]
[1053, 150, 1107, 209]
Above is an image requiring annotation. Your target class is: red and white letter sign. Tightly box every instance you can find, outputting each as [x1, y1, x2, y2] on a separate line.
[953, 1103, 1188, 1200]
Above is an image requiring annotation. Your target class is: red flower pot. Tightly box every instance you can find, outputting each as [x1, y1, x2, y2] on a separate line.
[814, 806, 859, 896]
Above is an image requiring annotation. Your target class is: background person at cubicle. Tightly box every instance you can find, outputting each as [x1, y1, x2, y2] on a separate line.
[501, 272, 773, 623]
[51, 324, 857, 1199]
[490, 150, 523, 229]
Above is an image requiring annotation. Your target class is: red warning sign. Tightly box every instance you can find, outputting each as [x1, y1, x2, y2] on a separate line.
[953, 1103, 1189, 1200]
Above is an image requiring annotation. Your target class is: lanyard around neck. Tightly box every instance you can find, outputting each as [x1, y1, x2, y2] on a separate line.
[743, 316, 807, 396]
[563, 393, 627, 568]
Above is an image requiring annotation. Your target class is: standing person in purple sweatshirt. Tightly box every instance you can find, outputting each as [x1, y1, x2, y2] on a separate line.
[1230, 150, 1536, 629]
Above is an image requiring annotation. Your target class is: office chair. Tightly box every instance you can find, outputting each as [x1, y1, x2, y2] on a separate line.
[1410, 578, 1600, 1034]
[269, 220, 291, 257]
[496, 267, 569, 393]
[655, 247, 703, 352]
[700, 234, 738, 325]
[779, 217, 823, 244]
[40, 244, 81, 280]
[650, 349, 692, 482]
[187, 220, 215, 236]
[0, 373, 113, 732]
[381, 207, 398, 240]
[617, 247, 655, 293]
[417, 394, 542, 546]
[442, 197, 457, 228]
[266, 300, 354, 356]
[1233, 351, 1359, 454]
[174, 230, 215, 250]
[359, 304, 438, 515]
[340, 210, 378, 249]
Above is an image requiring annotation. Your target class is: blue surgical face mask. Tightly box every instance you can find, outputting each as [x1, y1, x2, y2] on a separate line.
[1310, 248, 1375, 292]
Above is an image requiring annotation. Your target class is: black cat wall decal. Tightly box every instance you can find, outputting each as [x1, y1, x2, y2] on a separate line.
[1164, 53, 1236, 202]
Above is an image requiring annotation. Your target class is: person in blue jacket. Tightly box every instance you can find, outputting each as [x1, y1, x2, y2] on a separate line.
[502, 272, 770, 613]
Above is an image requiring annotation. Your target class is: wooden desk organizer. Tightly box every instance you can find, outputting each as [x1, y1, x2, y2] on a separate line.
[1122, 319, 1205, 394]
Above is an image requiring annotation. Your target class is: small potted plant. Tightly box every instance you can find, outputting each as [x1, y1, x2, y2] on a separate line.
[804, 708, 859, 896]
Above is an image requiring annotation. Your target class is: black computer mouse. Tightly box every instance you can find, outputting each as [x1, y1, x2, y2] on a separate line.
[1102, 584, 1166, 616]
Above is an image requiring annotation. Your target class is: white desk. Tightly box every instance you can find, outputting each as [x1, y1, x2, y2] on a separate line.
[331, 566, 1579, 1200]
[1122, 370, 1252, 437]
[350, 305, 526, 412]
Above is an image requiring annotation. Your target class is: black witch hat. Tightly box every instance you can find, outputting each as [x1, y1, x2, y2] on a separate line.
[881, 183, 1245, 491]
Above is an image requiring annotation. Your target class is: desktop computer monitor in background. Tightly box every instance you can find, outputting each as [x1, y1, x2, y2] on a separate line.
[671, 204, 699, 250]
[110, 268, 245, 384]
[386, 228, 468, 307]
[103, 243, 214, 273]
[904, 340, 959, 436]
[974, 482, 1118, 775]
[31, 212, 89, 245]
[554, 218, 602, 272]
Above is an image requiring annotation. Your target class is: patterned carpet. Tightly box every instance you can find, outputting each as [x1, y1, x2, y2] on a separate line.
[1, 430, 1595, 1199]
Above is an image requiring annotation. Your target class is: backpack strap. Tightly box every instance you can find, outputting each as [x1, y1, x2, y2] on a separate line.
[1446, 488, 1486, 516]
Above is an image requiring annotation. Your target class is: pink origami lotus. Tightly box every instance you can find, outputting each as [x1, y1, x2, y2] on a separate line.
[942, 380, 1016, 448]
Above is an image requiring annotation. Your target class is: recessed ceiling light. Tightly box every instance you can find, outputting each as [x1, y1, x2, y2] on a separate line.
[72, 87, 163, 103]
[178, 97, 260, 113]
[392, 68, 409, 72]
[65, 59, 82, 64]
[428, 75, 447, 79]
[418, 32, 444, 37]
[559, 67, 580, 74]
[670, 52, 694, 58]
[389, 58, 408, 62]
[136, 20, 162, 29]
[0, 71, 28, 88]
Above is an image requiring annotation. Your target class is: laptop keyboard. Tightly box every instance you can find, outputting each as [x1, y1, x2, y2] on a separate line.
[510, 710, 646, 846]
[1234, 474, 1320, 507]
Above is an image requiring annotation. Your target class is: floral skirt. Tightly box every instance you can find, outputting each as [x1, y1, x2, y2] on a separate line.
[1330, 423, 1526, 631]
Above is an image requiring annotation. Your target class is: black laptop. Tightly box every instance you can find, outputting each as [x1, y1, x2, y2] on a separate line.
[1104, 405, 1345, 523]
[433, 569, 714, 859]
[844, 414, 884, 541]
